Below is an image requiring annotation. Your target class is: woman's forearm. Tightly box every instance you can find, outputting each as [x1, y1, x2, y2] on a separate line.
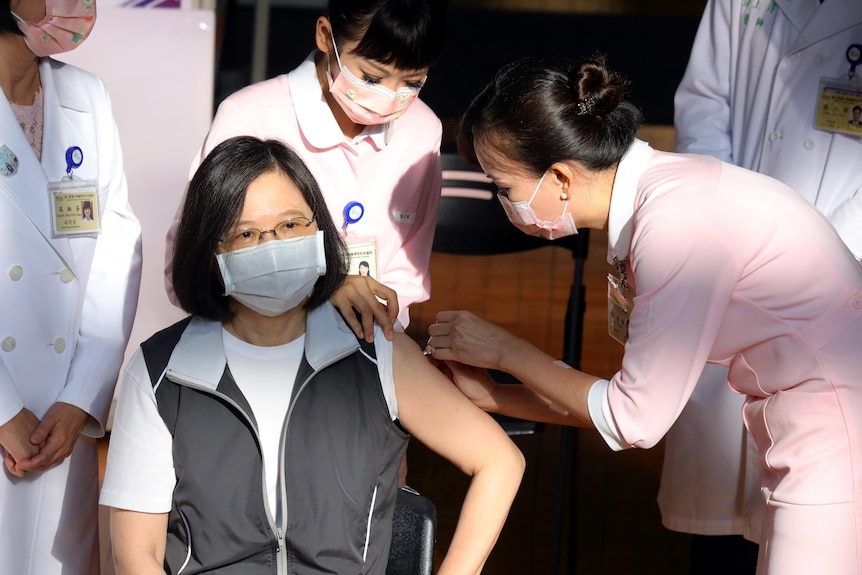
[436, 445, 525, 575]
[489, 382, 592, 427]
[496, 336, 599, 425]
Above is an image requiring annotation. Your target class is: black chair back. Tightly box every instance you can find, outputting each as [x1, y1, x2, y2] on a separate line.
[386, 486, 436, 575]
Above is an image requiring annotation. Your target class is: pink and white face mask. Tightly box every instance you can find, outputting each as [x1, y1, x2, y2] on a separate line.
[497, 171, 578, 240]
[326, 31, 422, 126]
[12, 0, 96, 58]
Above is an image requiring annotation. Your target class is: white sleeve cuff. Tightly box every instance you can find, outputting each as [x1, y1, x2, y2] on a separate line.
[587, 379, 631, 452]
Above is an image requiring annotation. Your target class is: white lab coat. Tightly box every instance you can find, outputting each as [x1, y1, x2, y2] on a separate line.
[660, 0, 862, 541]
[0, 58, 142, 575]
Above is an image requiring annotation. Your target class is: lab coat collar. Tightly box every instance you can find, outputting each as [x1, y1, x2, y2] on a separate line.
[41, 58, 90, 182]
[290, 52, 391, 154]
[773, 0, 819, 34]
[165, 302, 361, 390]
[0, 58, 80, 268]
[606, 138, 654, 265]
[780, 0, 862, 54]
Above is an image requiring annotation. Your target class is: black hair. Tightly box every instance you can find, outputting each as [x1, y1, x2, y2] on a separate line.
[172, 136, 348, 322]
[0, 0, 24, 36]
[327, 0, 446, 70]
[854, 105, 862, 113]
[458, 55, 642, 176]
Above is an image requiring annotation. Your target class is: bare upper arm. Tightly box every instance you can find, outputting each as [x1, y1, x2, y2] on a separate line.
[392, 333, 522, 477]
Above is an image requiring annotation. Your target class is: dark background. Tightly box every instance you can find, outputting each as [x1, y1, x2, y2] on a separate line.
[215, 4, 702, 138]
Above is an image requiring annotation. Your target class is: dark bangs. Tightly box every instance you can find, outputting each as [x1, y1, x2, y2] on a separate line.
[330, 0, 446, 70]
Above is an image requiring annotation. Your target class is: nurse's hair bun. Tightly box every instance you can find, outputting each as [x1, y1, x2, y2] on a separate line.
[567, 55, 624, 119]
[457, 54, 642, 174]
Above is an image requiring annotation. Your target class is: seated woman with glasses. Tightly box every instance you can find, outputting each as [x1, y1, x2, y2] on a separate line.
[99, 136, 525, 575]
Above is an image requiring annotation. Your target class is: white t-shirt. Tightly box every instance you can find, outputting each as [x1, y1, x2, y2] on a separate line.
[223, 329, 303, 510]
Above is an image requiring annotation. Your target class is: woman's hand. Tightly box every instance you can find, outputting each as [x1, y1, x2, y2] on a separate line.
[441, 361, 499, 412]
[426, 310, 520, 370]
[0, 408, 42, 477]
[330, 275, 399, 342]
[15, 402, 89, 473]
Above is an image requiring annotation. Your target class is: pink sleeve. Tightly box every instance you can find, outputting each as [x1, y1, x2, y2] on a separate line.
[605, 201, 740, 449]
[387, 147, 442, 326]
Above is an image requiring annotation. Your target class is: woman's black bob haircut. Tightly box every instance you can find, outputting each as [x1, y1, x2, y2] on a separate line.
[0, 0, 25, 36]
[172, 136, 348, 322]
[458, 55, 642, 176]
[326, 0, 446, 71]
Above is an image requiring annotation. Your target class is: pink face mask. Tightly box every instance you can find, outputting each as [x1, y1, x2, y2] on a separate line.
[326, 31, 422, 126]
[12, 0, 96, 58]
[497, 171, 578, 240]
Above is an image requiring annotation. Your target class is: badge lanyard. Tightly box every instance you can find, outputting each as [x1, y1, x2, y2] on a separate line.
[607, 257, 634, 346]
[49, 145, 101, 238]
[342, 200, 379, 278]
[814, 44, 862, 137]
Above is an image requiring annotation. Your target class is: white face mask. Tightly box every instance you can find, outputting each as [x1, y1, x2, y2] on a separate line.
[216, 231, 327, 317]
[497, 171, 578, 240]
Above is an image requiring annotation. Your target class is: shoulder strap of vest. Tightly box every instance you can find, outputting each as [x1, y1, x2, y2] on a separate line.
[140, 317, 194, 437]
[357, 336, 376, 359]
[336, 308, 378, 361]
[140, 316, 194, 387]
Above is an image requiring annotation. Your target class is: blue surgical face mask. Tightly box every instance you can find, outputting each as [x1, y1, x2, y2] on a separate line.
[497, 171, 578, 240]
[216, 231, 326, 317]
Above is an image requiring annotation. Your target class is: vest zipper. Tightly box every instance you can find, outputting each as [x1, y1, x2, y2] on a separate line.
[276, 528, 287, 575]
[277, 346, 359, 564]
[166, 377, 283, 566]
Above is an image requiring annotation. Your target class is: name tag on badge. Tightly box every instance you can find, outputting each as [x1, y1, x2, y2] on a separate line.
[391, 210, 415, 224]
[49, 178, 101, 238]
[814, 77, 862, 137]
[346, 239, 378, 279]
[607, 273, 633, 346]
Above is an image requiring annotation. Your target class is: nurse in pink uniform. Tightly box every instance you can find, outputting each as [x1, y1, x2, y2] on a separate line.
[165, 0, 445, 339]
[426, 56, 862, 574]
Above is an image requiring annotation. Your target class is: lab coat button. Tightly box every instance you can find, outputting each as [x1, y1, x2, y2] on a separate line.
[803, 139, 815, 150]
[52, 338, 66, 354]
[768, 131, 781, 143]
[59, 268, 75, 283]
[8, 265, 23, 281]
[852, 296, 862, 310]
[1, 337, 15, 352]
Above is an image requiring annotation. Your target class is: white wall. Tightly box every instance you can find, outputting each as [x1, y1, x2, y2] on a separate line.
[57, 6, 216, 404]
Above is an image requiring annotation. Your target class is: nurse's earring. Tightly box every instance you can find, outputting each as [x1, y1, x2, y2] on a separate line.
[559, 177, 569, 201]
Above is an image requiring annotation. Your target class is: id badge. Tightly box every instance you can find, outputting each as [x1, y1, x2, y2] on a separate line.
[346, 238, 378, 279]
[49, 178, 100, 238]
[607, 273, 633, 346]
[814, 77, 862, 137]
